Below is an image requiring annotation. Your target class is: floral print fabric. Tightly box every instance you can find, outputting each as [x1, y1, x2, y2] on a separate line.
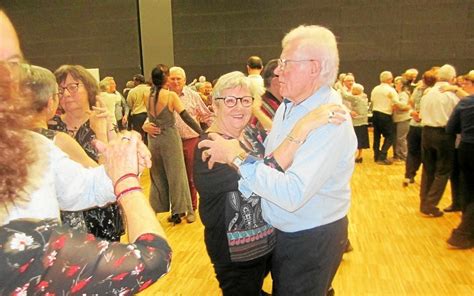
[0, 219, 171, 295]
[48, 116, 124, 241]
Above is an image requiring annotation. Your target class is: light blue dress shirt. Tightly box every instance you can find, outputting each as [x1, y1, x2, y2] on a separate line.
[239, 86, 357, 232]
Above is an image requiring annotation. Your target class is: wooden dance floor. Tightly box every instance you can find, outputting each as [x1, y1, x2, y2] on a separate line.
[135, 145, 474, 295]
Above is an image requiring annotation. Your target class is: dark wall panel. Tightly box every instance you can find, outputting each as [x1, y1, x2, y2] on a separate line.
[3, 0, 472, 93]
[4, 0, 141, 90]
[172, 0, 473, 92]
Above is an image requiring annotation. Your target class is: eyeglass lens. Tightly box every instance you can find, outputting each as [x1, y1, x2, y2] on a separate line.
[221, 96, 253, 107]
[58, 83, 80, 96]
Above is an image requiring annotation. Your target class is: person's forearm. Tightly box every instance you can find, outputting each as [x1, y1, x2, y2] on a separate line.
[116, 178, 167, 242]
[252, 108, 273, 130]
[56, 163, 115, 211]
[271, 125, 308, 170]
[179, 110, 203, 134]
[120, 193, 166, 242]
[106, 119, 118, 141]
[455, 87, 468, 98]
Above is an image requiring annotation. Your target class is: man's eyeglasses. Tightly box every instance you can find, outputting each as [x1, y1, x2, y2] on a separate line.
[278, 58, 316, 71]
[214, 96, 254, 107]
[58, 83, 82, 97]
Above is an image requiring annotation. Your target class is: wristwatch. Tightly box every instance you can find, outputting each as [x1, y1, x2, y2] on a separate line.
[231, 151, 249, 170]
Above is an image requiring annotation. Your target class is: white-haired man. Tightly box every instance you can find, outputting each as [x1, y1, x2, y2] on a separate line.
[199, 25, 357, 295]
[419, 64, 460, 217]
[371, 71, 399, 165]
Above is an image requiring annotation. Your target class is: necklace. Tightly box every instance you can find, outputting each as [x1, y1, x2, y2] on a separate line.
[62, 113, 88, 136]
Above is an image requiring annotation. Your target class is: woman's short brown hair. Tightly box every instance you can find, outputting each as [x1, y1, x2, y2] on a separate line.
[422, 69, 437, 87]
[54, 65, 99, 108]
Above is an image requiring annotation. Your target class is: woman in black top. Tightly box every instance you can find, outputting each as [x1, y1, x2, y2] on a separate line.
[194, 71, 347, 295]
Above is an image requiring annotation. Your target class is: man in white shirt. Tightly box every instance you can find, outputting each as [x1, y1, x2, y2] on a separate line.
[419, 64, 460, 217]
[100, 76, 129, 131]
[371, 71, 398, 165]
[246, 55, 264, 88]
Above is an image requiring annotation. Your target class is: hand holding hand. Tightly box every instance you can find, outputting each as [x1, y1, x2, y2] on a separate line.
[95, 131, 152, 181]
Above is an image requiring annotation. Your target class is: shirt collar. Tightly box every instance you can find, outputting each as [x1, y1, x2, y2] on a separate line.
[284, 85, 332, 112]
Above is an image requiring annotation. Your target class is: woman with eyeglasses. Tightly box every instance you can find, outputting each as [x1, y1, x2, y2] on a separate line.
[0, 10, 171, 294]
[145, 64, 202, 224]
[23, 65, 97, 168]
[0, 60, 172, 294]
[193, 71, 346, 295]
[49, 64, 124, 241]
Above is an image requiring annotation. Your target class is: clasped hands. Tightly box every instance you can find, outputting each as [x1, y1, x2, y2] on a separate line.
[94, 131, 152, 184]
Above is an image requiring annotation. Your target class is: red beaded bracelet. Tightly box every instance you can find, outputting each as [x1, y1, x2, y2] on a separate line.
[114, 173, 138, 195]
[116, 186, 142, 202]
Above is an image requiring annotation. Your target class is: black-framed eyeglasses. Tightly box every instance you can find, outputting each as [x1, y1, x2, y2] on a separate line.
[278, 58, 316, 71]
[58, 83, 82, 97]
[214, 96, 254, 107]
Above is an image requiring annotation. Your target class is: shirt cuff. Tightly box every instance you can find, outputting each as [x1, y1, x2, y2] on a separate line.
[238, 160, 260, 198]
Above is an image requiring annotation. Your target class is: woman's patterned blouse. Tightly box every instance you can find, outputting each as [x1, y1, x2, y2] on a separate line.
[48, 116, 125, 241]
[0, 219, 171, 295]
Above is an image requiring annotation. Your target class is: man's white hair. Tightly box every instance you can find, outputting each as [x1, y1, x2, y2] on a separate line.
[437, 64, 456, 82]
[282, 25, 339, 86]
[170, 66, 186, 80]
[352, 83, 364, 92]
[379, 71, 393, 83]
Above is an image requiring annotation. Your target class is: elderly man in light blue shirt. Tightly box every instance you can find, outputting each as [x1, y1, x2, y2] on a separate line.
[199, 25, 357, 296]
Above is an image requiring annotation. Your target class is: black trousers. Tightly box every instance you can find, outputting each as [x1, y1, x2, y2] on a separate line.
[130, 112, 148, 144]
[450, 148, 465, 208]
[420, 126, 455, 212]
[213, 253, 271, 296]
[456, 141, 474, 235]
[372, 111, 394, 161]
[405, 125, 422, 179]
[271, 217, 348, 296]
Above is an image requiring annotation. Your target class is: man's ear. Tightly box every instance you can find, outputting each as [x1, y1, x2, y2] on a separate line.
[309, 60, 322, 78]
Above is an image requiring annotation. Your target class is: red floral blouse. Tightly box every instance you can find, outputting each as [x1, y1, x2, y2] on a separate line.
[0, 219, 172, 295]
